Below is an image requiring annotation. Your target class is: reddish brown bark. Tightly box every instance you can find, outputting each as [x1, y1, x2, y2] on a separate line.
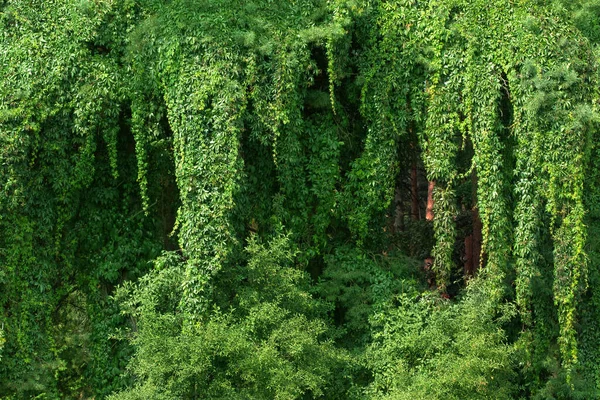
[426, 180, 435, 221]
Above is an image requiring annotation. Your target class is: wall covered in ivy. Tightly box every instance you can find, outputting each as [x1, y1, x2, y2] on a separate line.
[2, 0, 600, 398]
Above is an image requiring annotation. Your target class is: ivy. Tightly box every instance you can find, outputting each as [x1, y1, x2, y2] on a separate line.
[2, 0, 600, 397]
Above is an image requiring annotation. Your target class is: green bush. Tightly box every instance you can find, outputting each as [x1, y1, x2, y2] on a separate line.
[111, 235, 345, 399]
[364, 280, 517, 400]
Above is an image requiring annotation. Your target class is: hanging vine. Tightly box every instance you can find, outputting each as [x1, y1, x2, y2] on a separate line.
[1, 0, 600, 397]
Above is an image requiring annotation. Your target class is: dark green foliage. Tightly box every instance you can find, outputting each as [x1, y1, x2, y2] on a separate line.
[365, 280, 517, 400]
[111, 235, 344, 400]
[2, 0, 600, 398]
[315, 246, 422, 347]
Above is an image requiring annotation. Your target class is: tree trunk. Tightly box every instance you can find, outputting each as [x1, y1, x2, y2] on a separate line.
[426, 180, 435, 221]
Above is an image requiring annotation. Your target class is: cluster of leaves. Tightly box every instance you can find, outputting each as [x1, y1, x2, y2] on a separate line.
[2, 0, 600, 398]
[315, 245, 423, 347]
[0, 0, 165, 397]
[110, 234, 346, 400]
[365, 282, 517, 400]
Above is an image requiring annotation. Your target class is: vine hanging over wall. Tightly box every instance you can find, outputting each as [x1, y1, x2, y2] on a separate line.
[1, 0, 599, 397]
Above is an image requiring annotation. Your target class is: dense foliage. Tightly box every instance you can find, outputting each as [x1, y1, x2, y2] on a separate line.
[2, 0, 600, 398]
